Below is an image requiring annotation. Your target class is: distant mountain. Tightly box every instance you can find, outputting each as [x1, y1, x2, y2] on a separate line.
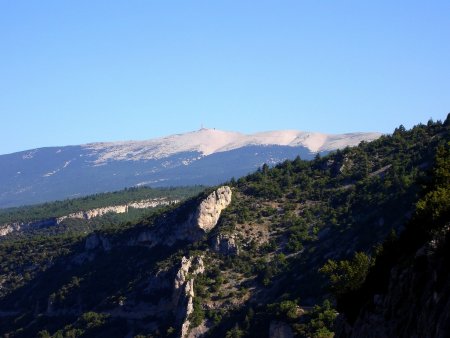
[0, 128, 381, 207]
[0, 118, 447, 338]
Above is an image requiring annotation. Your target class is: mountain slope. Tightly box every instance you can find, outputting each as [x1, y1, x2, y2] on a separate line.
[0, 128, 381, 208]
[335, 139, 450, 338]
[0, 118, 447, 338]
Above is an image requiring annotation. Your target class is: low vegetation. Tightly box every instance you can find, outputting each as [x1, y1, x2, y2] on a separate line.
[0, 116, 448, 337]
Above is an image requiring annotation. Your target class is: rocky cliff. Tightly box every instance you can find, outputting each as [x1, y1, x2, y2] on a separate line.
[0, 219, 58, 236]
[0, 198, 178, 237]
[214, 233, 239, 256]
[0, 119, 447, 338]
[173, 256, 206, 338]
[195, 186, 233, 232]
[69, 187, 232, 337]
[130, 186, 232, 248]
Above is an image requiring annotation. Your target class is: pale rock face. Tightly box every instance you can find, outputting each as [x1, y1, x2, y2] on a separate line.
[195, 186, 232, 232]
[181, 279, 195, 337]
[187, 321, 209, 338]
[214, 233, 239, 255]
[88, 187, 232, 250]
[0, 198, 178, 237]
[57, 199, 176, 224]
[57, 205, 128, 223]
[174, 257, 193, 291]
[128, 198, 178, 209]
[0, 219, 57, 237]
[0, 224, 18, 236]
[172, 256, 206, 338]
[163, 186, 232, 244]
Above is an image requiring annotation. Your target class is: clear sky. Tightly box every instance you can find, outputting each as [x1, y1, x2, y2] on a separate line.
[1, 1, 449, 155]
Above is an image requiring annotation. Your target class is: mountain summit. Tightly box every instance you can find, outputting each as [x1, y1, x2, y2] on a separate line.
[84, 128, 381, 163]
[0, 128, 381, 207]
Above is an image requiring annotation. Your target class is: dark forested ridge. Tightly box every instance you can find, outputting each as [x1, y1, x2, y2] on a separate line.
[0, 116, 448, 338]
[335, 126, 450, 337]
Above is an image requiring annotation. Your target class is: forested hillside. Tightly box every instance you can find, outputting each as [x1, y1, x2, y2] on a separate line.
[335, 128, 450, 337]
[0, 116, 448, 338]
[0, 186, 203, 224]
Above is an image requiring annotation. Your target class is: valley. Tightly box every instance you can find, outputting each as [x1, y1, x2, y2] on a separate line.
[0, 117, 447, 337]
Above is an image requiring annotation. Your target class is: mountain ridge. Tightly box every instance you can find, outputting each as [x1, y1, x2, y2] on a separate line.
[0, 128, 381, 208]
[0, 117, 448, 337]
[82, 128, 382, 163]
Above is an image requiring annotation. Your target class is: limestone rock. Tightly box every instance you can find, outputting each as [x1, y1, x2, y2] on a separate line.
[172, 256, 206, 338]
[196, 186, 232, 232]
[187, 320, 209, 338]
[0, 224, 19, 236]
[174, 257, 193, 292]
[57, 205, 128, 223]
[214, 233, 239, 255]
[0, 219, 58, 237]
[128, 198, 178, 209]
[163, 186, 233, 245]
[1, 198, 178, 237]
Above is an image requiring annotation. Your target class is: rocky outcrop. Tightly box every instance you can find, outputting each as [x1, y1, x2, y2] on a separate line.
[56, 205, 128, 223]
[0, 219, 58, 236]
[172, 256, 205, 338]
[269, 321, 294, 338]
[172, 187, 232, 243]
[57, 198, 178, 223]
[187, 321, 209, 338]
[1, 187, 228, 241]
[0, 198, 178, 237]
[214, 233, 239, 255]
[196, 186, 232, 232]
[128, 198, 177, 209]
[0, 224, 20, 236]
[132, 187, 232, 248]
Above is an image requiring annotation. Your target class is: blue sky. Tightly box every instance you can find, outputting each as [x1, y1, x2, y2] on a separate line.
[1, 1, 449, 155]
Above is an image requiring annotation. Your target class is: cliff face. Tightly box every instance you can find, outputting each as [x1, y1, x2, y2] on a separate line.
[58, 198, 177, 223]
[73, 187, 232, 337]
[1, 120, 447, 338]
[0, 219, 58, 236]
[337, 225, 450, 338]
[214, 233, 239, 256]
[195, 186, 232, 232]
[0, 198, 178, 237]
[130, 187, 232, 248]
[56, 205, 129, 223]
[0, 186, 232, 337]
[173, 256, 205, 338]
